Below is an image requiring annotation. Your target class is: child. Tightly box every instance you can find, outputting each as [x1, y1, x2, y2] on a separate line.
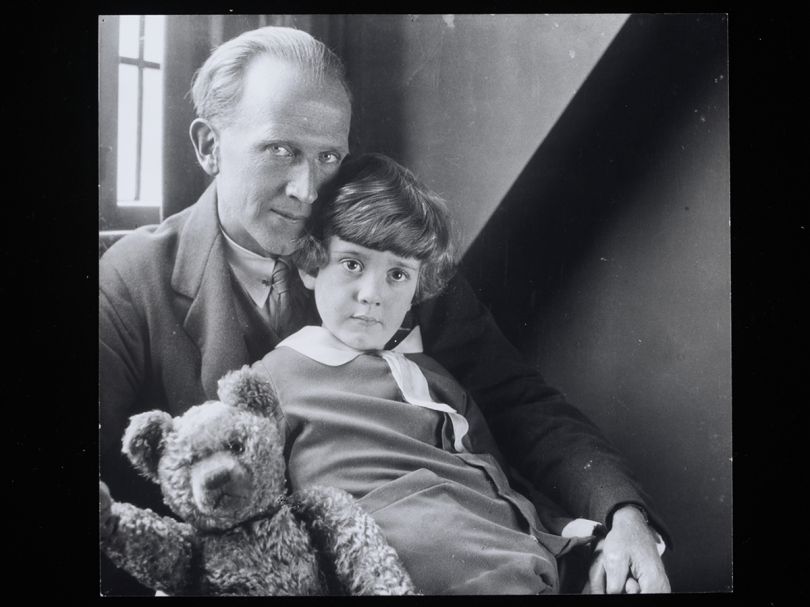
[249, 154, 594, 594]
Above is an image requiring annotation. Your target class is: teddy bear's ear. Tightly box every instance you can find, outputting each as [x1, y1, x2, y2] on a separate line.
[121, 410, 173, 482]
[217, 366, 278, 417]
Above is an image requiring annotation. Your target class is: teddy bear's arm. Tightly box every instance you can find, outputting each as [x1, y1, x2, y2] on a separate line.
[101, 501, 199, 595]
[291, 486, 417, 595]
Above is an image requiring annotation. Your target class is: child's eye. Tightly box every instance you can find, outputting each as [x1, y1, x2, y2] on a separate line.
[389, 269, 410, 282]
[341, 259, 363, 273]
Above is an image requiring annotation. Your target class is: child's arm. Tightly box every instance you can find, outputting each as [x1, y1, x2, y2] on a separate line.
[290, 485, 417, 595]
[100, 481, 198, 595]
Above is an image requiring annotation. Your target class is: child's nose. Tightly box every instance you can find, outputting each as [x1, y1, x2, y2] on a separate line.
[357, 275, 383, 306]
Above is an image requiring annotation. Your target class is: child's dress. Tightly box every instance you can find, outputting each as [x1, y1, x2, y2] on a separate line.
[251, 326, 596, 594]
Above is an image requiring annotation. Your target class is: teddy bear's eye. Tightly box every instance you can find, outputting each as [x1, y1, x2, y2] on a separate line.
[226, 437, 244, 455]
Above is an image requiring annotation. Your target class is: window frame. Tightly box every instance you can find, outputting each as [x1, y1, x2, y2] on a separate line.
[98, 15, 162, 231]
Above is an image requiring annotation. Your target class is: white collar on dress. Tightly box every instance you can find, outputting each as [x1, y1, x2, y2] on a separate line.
[277, 325, 424, 366]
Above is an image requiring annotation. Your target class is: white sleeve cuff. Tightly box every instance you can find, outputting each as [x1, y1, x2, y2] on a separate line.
[560, 517, 666, 555]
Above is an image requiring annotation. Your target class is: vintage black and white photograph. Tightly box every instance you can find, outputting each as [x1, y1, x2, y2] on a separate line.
[98, 14, 732, 595]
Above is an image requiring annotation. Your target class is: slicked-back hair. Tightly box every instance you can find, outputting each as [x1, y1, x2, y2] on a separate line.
[190, 25, 351, 128]
[294, 154, 457, 302]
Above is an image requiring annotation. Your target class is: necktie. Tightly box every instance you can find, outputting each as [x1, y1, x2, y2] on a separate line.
[267, 259, 292, 336]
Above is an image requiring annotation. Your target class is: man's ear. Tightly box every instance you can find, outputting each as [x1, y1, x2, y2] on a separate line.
[189, 118, 220, 176]
[298, 267, 317, 290]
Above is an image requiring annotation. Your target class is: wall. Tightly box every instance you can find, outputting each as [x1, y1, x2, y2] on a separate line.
[343, 14, 629, 252]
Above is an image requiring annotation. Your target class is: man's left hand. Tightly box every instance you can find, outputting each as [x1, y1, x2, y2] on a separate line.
[586, 505, 671, 594]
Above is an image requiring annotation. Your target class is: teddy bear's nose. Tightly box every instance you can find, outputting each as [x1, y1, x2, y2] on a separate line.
[204, 468, 232, 491]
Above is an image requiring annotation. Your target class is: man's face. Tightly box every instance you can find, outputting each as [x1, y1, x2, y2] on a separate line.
[301, 237, 421, 351]
[213, 55, 351, 257]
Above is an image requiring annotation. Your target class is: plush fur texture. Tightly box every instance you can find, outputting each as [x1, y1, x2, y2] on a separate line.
[99, 366, 416, 596]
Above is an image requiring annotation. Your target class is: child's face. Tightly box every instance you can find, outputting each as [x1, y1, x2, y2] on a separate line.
[300, 236, 421, 351]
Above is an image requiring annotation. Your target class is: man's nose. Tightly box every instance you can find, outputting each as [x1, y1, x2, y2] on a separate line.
[285, 160, 318, 205]
[357, 275, 383, 306]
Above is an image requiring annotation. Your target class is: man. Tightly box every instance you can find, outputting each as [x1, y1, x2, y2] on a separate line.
[100, 25, 670, 595]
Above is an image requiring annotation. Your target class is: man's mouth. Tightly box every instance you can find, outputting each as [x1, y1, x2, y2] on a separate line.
[270, 209, 308, 222]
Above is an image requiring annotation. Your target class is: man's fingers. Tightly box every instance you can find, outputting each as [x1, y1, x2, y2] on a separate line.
[636, 568, 672, 593]
[603, 552, 631, 594]
[625, 577, 641, 594]
[587, 552, 606, 594]
[632, 550, 672, 593]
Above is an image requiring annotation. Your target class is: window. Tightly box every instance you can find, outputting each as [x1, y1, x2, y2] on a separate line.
[99, 15, 165, 230]
[116, 15, 165, 207]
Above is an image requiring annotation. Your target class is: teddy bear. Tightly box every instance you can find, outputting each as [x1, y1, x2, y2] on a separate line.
[99, 366, 416, 596]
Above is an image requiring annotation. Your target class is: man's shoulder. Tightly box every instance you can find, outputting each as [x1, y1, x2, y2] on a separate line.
[414, 270, 486, 344]
[408, 352, 461, 384]
[100, 205, 196, 276]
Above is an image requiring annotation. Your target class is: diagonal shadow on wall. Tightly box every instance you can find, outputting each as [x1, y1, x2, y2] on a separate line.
[461, 13, 728, 356]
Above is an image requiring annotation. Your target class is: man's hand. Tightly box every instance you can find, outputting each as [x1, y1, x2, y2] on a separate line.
[587, 505, 670, 594]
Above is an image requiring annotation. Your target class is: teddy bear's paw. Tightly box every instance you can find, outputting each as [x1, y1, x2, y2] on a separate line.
[99, 481, 117, 540]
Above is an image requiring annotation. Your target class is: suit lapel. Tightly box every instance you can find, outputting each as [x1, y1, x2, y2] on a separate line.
[172, 182, 250, 399]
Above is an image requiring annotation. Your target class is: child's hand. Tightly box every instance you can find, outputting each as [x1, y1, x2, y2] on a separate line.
[99, 480, 116, 540]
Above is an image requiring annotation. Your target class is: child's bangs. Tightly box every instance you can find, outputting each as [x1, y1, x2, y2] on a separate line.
[330, 198, 440, 261]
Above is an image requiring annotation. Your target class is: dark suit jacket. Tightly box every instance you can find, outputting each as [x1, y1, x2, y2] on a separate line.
[99, 182, 669, 563]
[100, 183, 309, 505]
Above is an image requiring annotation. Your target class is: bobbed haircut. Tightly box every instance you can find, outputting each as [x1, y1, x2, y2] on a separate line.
[190, 26, 351, 128]
[294, 154, 457, 302]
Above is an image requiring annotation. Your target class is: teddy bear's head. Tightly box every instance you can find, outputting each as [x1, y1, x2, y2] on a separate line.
[121, 367, 286, 531]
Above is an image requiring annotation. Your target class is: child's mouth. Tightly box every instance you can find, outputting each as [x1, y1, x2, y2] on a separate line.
[351, 315, 382, 326]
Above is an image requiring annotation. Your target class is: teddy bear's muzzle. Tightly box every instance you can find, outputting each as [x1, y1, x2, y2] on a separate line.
[191, 452, 251, 514]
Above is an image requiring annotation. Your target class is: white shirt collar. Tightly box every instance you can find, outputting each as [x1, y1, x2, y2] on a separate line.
[277, 325, 424, 366]
[219, 228, 278, 308]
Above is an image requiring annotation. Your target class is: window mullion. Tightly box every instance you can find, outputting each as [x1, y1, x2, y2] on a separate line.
[135, 16, 145, 201]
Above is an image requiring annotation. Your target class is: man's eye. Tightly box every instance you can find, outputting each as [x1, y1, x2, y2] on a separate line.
[389, 269, 410, 282]
[341, 259, 362, 272]
[320, 151, 341, 164]
[268, 144, 293, 157]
